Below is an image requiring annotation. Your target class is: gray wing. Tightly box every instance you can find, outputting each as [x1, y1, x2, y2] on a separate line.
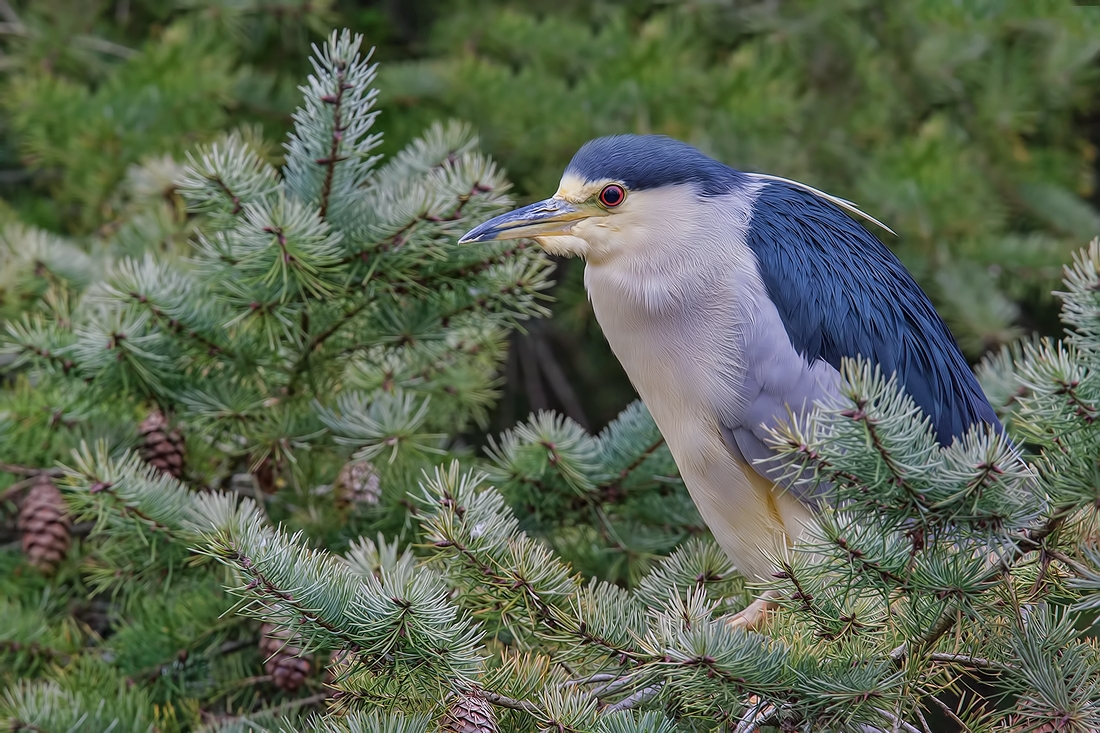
[718, 294, 841, 505]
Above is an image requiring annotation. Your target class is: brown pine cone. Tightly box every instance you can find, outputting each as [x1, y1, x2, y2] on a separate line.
[18, 475, 71, 574]
[441, 690, 497, 733]
[259, 622, 312, 692]
[139, 409, 185, 479]
[333, 459, 381, 508]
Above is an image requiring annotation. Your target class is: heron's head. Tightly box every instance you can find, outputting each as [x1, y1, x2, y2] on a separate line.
[459, 135, 745, 264]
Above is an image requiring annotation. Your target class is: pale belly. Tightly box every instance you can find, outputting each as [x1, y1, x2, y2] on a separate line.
[585, 266, 814, 581]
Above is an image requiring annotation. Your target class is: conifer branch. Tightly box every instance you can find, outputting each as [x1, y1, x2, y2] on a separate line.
[618, 437, 666, 479]
[439, 531, 641, 659]
[1042, 547, 1092, 578]
[479, 690, 542, 715]
[0, 463, 64, 477]
[304, 301, 371, 356]
[341, 181, 496, 264]
[840, 397, 910, 491]
[828, 534, 908, 587]
[0, 640, 69, 664]
[226, 544, 363, 653]
[211, 175, 244, 216]
[875, 709, 922, 733]
[927, 652, 1012, 672]
[602, 683, 662, 712]
[317, 62, 349, 221]
[566, 673, 618, 686]
[128, 636, 257, 685]
[1053, 378, 1098, 424]
[890, 511, 1069, 663]
[8, 341, 77, 375]
[121, 290, 230, 358]
[733, 701, 776, 733]
[919, 688, 972, 732]
[207, 690, 331, 728]
[774, 561, 842, 640]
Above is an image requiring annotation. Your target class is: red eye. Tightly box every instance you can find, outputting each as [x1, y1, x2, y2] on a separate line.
[598, 184, 625, 208]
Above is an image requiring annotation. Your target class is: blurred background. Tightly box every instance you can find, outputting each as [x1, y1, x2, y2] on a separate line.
[3, 0, 1099, 434]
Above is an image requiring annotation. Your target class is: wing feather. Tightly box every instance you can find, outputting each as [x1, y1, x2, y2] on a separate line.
[749, 173, 897, 236]
[733, 178, 1001, 452]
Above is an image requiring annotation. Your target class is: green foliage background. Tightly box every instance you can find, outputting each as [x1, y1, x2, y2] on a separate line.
[3, 3, 1100, 731]
[4, 0, 1100, 428]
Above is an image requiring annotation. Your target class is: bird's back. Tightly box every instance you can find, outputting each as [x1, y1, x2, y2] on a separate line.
[743, 179, 1002, 445]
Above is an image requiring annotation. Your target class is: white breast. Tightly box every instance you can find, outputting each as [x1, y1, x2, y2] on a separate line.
[584, 263, 746, 468]
[580, 185, 764, 464]
[579, 186, 815, 581]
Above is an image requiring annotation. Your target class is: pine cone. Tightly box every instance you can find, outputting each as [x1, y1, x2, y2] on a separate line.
[333, 459, 381, 507]
[441, 690, 497, 733]
[18, 475, 71, 574]
[260, 622, 312, 692]
[139, 410, 185, 479]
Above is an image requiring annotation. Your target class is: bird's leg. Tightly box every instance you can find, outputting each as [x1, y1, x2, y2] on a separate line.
[726, 590, 781, 630]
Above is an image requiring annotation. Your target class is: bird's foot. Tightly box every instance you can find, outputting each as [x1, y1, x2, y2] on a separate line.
[725, 593, 779, 631]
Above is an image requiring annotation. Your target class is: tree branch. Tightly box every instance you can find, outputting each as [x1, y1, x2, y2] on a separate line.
[285, 299, 372, 394]
[205, 690, 329, 728]
[340, 181, 494, 265]
[431, 525, 644, 662]
[124, 291, 232, 358]
[874, 708, 922, 733]
[12, 343, 77, 375]
[603, 683, 662, 713]
[619, 437, 666, 479]
[317, 63, 349, 221]
[480, 689, 542, 716]
[225, 544, 363, 653]
[919, 688, 973, 733]
[209, 174, 243, 216]
[1042, 547, 1093, 578]
[0, 463, 64, 478]
[927, 652, 1014, 672]
[733, 699, 776, 733]
[129, 636, 258, 685]
[890, 510, 1069, 663]
[841, 399, 910, 492]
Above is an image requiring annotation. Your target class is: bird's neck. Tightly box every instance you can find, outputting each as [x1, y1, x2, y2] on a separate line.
[582, 187, 764, 315]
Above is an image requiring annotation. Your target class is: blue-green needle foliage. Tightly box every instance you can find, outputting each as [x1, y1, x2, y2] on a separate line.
[3, 29, 552, 479]
[7, 23, 1100, 733]
[38, 289, 1100, 733]
[0, 27, 551, 730]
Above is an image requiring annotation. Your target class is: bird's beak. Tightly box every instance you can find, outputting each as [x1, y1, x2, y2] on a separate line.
[459, 198, 592, 244]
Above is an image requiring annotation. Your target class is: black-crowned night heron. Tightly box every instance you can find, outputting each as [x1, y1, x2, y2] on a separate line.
[461, 135, 1001, 626]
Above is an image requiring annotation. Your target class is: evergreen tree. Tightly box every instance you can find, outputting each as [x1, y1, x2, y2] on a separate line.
[3, 27, 1100, 733]
[0, 0, 408, 236]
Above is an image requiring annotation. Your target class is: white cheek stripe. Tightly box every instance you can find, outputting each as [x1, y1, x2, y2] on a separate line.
[556, 172, 612, 204]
